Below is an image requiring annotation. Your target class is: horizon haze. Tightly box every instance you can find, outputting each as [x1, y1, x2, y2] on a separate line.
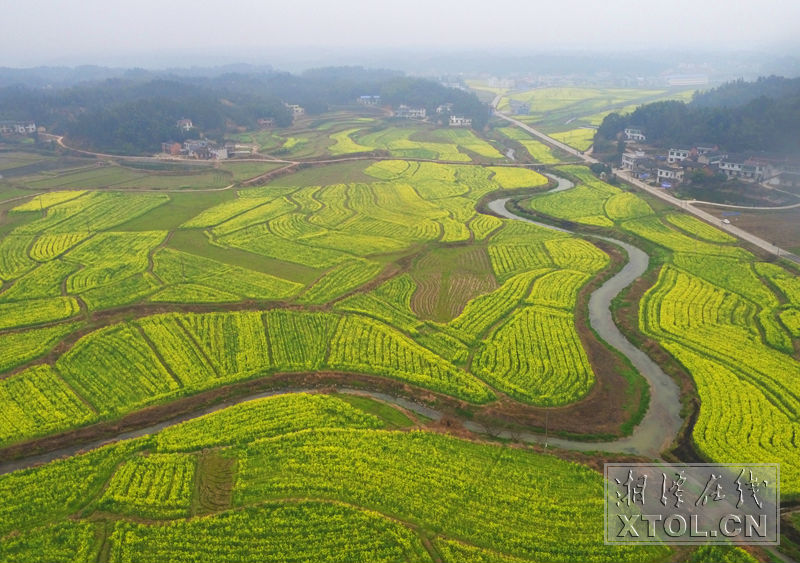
[4, 0, 800, 69]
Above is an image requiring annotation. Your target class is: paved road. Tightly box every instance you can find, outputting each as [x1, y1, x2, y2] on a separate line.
[494, 113, 800, 263]
[494, 111, 599, 163]
[616, 168, 800, 263]
[689, 198, 800, 211]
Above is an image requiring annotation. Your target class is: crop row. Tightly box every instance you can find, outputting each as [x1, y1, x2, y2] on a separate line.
[98, 453, 196, 519]
[180, 197, 273, 229]
[297, 259, 383, 304]
[528, 184, 614, 227]
[448, 269, 546, 343]
[358, 127, 473, 162]
[0, 260, 77, 303]
[0, 296, 80, 330]
[220, 223, 348, 268]
[642, 267, 800, 416]
[640, 265, 800, 494]
[474, 306, 594, 405]
[757, 261, 800, 303]
[11, 190, 88, 213]
[211, 197, 296, 237]
[487, 166, 549, 189]
[65, 231, 166, 293]
[0, 234, 36, 281]
[469, 213, 503, 240]
[109, 501, 429, 563]
[622, 216, 750, 258]
[335, 292, 421, 334]
[156, 393, 385, 452]
[57, 323, 181, 414]
[0, 439, 140, 536]
[234, 429, 663, 562]
[544, 238, 608, 273]
[664, 213, 737, 243]
[526, 269, 591, 309]
[604, 192, 653, 221]
[0, 323, 78, 373]
[152, 248, 302, 302]
[0, 393, 670, 563]
[15, 192, 169, 235]
[328, 315, 493, 402]
[488, 243, 553, 281]
[81, 272, 162, 310]
[29, 232, 91, 261]
[334, 274, 421, 333]
[666, 345, 800, 498]
[428, 128, 505, 159]
[328, 128, 374, 155]
[0, 307, 495, 447]
[0, 365, 95, 447]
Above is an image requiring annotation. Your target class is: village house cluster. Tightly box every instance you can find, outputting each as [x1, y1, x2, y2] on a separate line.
[0, 121, 37, 135]
[620, 127, 800, 190]
[160, 139, 232, 160]
[159, 94, 475, 161]
[387, 100, 472, 127]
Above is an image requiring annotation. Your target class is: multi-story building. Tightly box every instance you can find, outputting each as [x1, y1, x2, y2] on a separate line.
[624, 127, 646, 142]
[668, 148, 691, 163]
[0, 121, 36, 135]
[357, 95, 381, 105]
[657, 166, 684, 183]
[718, 156, 767, 181]
[449, 115, 472, 127]
[285, 104, 305, 116]
[395, 105, 427, 119]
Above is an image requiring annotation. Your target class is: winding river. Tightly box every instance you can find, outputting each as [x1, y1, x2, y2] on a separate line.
[0, 172, 683, 475]
[486, 196, 682, 457]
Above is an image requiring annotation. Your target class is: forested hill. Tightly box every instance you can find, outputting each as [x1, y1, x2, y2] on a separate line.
[691, 75, 800, 107]
[596, 76, 800, 154]
[0, 67, 488, 155]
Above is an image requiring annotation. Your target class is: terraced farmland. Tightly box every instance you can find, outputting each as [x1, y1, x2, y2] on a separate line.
[2, 111, 798, 562]
[0, 156, 618, 450]
[353, 126, 507, 162]
[520, 161, 800, 497]
[0, 394, 671, 563]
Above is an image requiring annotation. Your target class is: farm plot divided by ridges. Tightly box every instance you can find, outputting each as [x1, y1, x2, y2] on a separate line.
[0, 393, 671, 563]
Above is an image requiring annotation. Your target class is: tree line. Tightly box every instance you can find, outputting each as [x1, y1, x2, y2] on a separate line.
[0, 67, 488, 155]
[595, 76, 800, 155]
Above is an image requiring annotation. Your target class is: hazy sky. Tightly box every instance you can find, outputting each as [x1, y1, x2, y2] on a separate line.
[4, 0, 800, 67]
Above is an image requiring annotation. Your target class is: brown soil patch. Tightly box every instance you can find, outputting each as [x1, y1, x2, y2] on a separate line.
[410, 246, 497, 322]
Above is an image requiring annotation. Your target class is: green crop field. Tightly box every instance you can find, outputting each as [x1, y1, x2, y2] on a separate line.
[0, 394, 672, 563]
[496, 127, 564, 163]
[0, 156, 616, 451]
[521, 159, 800, 501]
[549, 128, 596, 151]
[0, 110, 796, 562]
[496, 87, 695, 129]
[328, 128, 374, 154]
[351, 125, 508, 163]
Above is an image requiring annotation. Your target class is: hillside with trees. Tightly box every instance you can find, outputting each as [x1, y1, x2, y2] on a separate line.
[0, 67, 489, 155]
[595, 76, 800, 154]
